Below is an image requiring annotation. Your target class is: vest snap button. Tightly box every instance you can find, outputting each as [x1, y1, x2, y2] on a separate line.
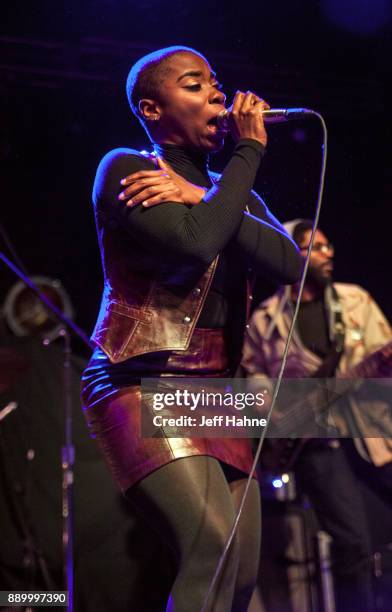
[193, 287, 201, 296]
[183, 316, 191, 324]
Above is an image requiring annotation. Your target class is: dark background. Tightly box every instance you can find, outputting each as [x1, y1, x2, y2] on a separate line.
[0, 3, 391, 607]
[1, 0, 391, 344]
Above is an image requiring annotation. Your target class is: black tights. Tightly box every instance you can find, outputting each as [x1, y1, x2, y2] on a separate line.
[126, 455, 261, 612]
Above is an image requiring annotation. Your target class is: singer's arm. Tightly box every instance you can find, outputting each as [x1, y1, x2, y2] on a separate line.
[204, 170, 301, 284]
[109, 150, 301, 283]
[233, 190, 302, 284]
[93, 139, 265, 266]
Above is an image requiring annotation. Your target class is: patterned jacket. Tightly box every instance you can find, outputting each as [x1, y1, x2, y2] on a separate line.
[242, 282, 392, 465]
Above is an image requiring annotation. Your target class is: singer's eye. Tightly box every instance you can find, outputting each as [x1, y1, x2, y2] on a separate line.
[184, 84, 202, 91]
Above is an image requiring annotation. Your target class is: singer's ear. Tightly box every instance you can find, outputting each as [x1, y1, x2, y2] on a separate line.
[138, 99, 161, 122]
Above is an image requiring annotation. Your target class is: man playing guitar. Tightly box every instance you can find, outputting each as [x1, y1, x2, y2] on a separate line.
[242, 219, 392, 612]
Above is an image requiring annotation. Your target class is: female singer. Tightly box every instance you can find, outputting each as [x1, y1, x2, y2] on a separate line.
[81, 45, 301, 611]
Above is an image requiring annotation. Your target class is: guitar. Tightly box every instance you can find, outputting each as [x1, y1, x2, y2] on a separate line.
[260, 340, 392, 473]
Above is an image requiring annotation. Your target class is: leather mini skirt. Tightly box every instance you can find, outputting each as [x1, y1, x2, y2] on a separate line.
[81, 328, 255, 493]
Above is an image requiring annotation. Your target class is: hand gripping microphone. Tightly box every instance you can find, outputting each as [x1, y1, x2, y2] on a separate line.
[217, 107, 314, 130]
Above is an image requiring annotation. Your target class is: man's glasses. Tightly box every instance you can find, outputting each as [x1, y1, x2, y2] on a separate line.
[299, 242, 334, 255]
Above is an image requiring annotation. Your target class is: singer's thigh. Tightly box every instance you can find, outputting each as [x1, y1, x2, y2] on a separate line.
[125, 455, 239, 561]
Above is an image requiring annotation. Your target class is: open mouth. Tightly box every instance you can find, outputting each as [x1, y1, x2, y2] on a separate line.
[206, 116, 224, 134]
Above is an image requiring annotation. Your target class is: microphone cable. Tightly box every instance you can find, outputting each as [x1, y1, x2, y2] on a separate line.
[200, 110, 328, 612]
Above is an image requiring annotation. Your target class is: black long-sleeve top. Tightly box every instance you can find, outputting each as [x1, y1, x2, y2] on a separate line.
[93, 139, 301, 328]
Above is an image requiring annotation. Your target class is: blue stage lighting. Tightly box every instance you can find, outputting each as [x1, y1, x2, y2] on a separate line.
[272, 478, 283, 489]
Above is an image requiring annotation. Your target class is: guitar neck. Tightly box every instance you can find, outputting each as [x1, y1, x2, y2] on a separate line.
[268, 340, 392, 438]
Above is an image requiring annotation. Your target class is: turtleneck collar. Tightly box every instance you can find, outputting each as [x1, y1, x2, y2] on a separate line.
[152, 142, 211, 186]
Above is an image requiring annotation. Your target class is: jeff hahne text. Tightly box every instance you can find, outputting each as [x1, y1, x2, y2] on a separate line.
[151, 388, 268, 429]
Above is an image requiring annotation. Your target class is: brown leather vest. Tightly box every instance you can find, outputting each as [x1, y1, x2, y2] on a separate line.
[91, 211, 220, 363]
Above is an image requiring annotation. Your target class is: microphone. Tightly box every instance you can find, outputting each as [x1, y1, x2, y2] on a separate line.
[217, 107, 314, 131]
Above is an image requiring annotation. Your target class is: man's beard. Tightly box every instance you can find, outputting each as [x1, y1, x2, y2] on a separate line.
[306, 263, 333, 289]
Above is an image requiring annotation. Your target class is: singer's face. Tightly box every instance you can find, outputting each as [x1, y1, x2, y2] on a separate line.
[150, 53, 227, 152]
[298, 229, 334, 282]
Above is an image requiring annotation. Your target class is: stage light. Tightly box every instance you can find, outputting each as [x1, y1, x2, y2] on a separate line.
[272, 478, 283, 489]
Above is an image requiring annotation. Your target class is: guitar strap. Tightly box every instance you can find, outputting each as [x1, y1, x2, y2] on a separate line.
[311, 284, 346, 379]
[325, 284, 345, 356]
[262, 286, 348, 471]
[326, 285, 369, 447]
[301, 286, 346, 446]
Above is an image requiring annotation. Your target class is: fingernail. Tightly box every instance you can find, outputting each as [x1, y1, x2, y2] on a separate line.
[120, 179, 127, 185]
[142, 201, 148, 207]
[118, 192, 125, 200]
[126, 200, 133, 206]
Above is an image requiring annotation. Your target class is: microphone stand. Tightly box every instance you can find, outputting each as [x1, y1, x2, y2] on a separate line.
[0, 250, 94, 612]
[0, 402, 57, 597]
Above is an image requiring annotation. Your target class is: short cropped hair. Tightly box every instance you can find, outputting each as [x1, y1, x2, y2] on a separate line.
[292, 219, 314, 246]
[126, 45, 206, 121]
